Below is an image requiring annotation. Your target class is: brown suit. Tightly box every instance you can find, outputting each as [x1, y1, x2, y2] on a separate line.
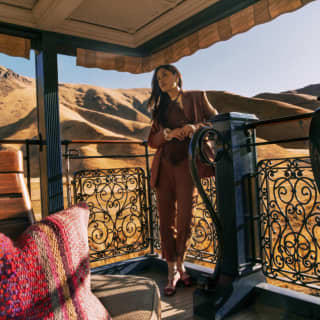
[147, 90, 218, 262]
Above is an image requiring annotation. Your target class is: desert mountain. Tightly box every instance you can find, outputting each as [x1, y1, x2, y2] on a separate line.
[0, 65, 153, 173]
[0, 65, 313, 175]
[284, 84, 320, 97]
[254, 84, 320, 111]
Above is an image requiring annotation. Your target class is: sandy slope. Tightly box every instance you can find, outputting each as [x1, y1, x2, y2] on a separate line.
[255, 92, 320, 110]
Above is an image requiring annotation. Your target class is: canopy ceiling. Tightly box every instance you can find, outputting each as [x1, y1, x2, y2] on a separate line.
[0, 0, 224, 47]
[0, 0, 315, 73]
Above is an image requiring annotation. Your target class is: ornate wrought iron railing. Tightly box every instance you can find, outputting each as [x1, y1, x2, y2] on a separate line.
[248, 109, 320, 291]
[73, 166, 218, 264]
[189, 177, 218, 263]
[257, 156, 320, 287]
[73, 167, 150, 262]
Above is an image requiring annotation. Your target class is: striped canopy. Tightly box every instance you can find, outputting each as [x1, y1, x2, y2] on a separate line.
[76, 0, 314, 73]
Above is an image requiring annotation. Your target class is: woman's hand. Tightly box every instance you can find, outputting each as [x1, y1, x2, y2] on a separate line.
[181, 124, 196, 138]
[167, 128, 185, 140]
[163, 125, 196, 141]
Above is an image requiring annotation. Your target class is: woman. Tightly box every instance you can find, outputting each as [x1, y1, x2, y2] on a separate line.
[147, 64, 218, 296]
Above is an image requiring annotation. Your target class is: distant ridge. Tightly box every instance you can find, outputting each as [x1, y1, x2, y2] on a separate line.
[283, 83, 320, 97]
[254, 83, 320, 110]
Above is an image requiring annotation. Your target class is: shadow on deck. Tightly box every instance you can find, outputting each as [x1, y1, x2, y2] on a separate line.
[92, 257, 313, 320]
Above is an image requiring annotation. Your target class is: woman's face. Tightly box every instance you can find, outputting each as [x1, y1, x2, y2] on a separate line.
[156, 68, 179, 93]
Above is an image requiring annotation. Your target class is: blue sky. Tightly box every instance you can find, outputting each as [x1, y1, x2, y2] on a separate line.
[0, 1, 319, 97]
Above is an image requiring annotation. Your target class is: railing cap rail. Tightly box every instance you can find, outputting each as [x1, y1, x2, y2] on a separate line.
[0, 139, 145, 145]
[245, 112, 314, 129]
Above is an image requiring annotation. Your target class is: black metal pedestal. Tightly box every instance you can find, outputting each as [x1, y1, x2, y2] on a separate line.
[193, 270, 265, 319]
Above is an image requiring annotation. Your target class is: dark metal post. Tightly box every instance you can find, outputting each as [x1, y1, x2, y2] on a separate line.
[64, 142, 72, 207]
[25, 140, 32, 196]
[215, 113, 259, 275]
[194, 112, 265, 319]
[35, 32, 64, 216]
[143, 141, 155, 255]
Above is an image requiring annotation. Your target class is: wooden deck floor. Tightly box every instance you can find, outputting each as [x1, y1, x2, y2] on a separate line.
[143, 271, 195, 320]
[138, 269, 309, 320]
[141, 270, 195, 320]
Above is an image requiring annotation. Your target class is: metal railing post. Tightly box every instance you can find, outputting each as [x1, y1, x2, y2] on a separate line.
[143, 140, 155, 255]
[64, 141, 72, 207]
[25, 140, 32, 196]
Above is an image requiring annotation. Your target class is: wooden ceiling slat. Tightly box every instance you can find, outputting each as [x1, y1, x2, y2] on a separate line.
[32, 0, 85, 29]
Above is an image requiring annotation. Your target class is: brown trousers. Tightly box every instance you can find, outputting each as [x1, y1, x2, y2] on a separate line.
[156, 156, 195, 262]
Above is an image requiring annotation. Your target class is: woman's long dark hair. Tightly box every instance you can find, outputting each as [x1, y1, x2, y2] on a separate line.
[147, 64, 182, 126]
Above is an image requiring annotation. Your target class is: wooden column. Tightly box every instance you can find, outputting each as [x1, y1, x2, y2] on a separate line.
[35, 32, 64, 216]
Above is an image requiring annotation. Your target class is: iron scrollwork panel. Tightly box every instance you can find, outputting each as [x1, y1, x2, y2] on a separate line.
[257, 157, 320, 288]
[152, 176, 218, 265]
[73, 168, 149, 262]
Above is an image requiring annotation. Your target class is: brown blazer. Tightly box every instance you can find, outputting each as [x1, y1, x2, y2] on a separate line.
[147, 90, 218, 188]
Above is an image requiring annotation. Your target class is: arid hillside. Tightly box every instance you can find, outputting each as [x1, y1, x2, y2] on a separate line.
[0, 65, 316, 175]
[0, 65, 152, 174]
[255, 83, 320, 111]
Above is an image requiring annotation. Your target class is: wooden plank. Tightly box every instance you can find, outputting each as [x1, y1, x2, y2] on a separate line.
[141, 270, 195, 320]
[0, 174, 24, 194]
[138, 268, 307, 319]
[33, 0, 85, 29]
[0, 151, 33, 220]
[0, 150, 23, 172]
